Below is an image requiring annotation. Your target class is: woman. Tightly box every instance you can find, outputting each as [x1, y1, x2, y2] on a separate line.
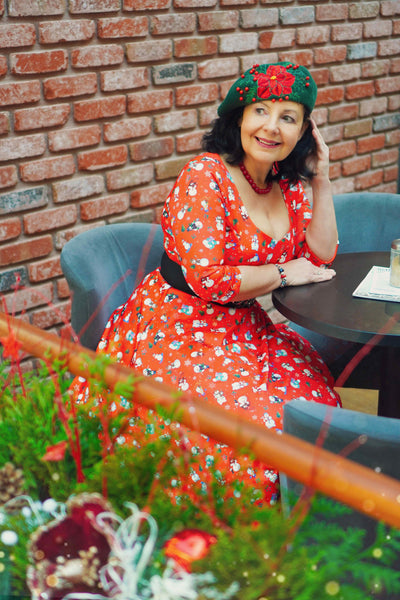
[71, 62, 341, 505]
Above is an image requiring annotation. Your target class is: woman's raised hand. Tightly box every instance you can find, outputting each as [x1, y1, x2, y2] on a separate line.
[306, 118, 330, 180]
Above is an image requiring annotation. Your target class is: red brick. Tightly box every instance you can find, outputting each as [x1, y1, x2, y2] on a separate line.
[0, 112, 9, 135]
[349, 2, 379, 18]
[384, 164, 399, 183]
[343, 119, 372, 139]
[155, 156, 188, 180]
[198, 10, 238, 31]
[174, 36, 218, 58]
[77, 145, 127, 171]
[199, 105, 218, 127]
[316, 3, 348, 21]
[329, 140, 357, 161]
[381, 1, 400, 16]
[390, 57, 400, 74]
[375, 76, 400, 95]
[314, 45, 347, 65]
[342, 155, 371, 176]
[394, 20, 400, 35]
[388, 95, 400, 111]
[176, 131, 203, 153]
[154, 109, 197, 133]
[127, 90, 173, 113]
[0, 80, 41, 107]
[24, 205, 77, 234]
[32, 301, 71, 330]
[331, 23, 362, 42]
[28, 256, 63, 282]
[372, 148, 399, 168]
[71, 44, 124, 68]
[309, 67, 330, 86]
[98, 16, 148, 38]
[316, 86, 345, 106]
[151, 13, 196, 35]
[57, 278, 71, 299]
[80, 192, 129, 220]
[362, 60, 390, 79]
[129, 137, 173, 161]
[317, 124, 343, 144]
[330, 64, 361, 83]
[345, 81, 375, 101]
[130, 182, 172, 209]
[8, 0, 64, 16]
[259, 29, 295, 49]
[103, 117, 151, 142]
[44, 73, 97, 100]
[0, 23, 36, 48]
[385, 127, 400, 147]
[74, 96, 126, 122]
[0, 55, 6, 76]
[3, 282, 53, 314]
[0, 165, 17, 189]
[0, 134, 45, 162]
[0, 217, 21, 242]
[174, 0, 216, 6]
[123, 0, 171, 8]
[106, 164, 153, 190]
[357, 134, 386, 154]
[10, 50, 67, 75]
[100, 67, 149, 92]
[364, 20, 392, 38]
[176, 82, 218, 106]
[52, 175, 105, 203]
[279, 50, 314, 68]
[0, 236, 53, 266]
[198, 57, 239, 80]
[355, 169, 383, 190]
[329, 162, 342, 180]
[39, 19, 95, 44]
[49, 125, 101, 152]
[378, 39, 400, 57]
[20, 155, 75, 183]
[297, 25, 330, 46]
[14, 104, 70, 131]
[126, 40, 172, 63]
[331, 178, 355, 195]
[329, 103, 359, 123]
[70, 0, 120, 12]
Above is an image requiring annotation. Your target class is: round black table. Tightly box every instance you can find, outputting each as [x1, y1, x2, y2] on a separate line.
[272, 252, 400, 418]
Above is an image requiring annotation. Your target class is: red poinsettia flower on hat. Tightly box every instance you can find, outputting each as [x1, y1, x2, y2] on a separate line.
[27, 493, 113, 599]
[255, 64, 295, 100]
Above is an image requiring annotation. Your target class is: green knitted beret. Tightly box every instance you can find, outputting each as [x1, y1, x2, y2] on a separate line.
[218, 62, 318, 117]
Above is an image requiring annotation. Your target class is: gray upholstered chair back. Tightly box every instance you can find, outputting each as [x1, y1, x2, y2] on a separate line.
[281, 399, 400, 543]
[60, 223, 164, 350]
[289, 192, 400, 388]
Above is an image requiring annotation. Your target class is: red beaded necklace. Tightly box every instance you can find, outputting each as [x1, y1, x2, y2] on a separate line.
[239, 162, 273, 195]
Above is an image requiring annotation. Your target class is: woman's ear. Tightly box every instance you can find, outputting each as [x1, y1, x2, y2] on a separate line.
[298, 118, 310, 141]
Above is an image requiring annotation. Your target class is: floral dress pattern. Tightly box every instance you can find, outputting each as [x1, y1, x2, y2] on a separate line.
[71, 153, 341, 505]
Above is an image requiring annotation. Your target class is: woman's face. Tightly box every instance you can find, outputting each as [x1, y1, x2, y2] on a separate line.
[239, 100, 307, 165]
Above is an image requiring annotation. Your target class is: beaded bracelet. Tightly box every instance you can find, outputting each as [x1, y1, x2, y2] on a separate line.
[274, 263, 287, 288]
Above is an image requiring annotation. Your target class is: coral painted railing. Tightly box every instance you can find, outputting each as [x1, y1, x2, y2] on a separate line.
[1, 311, 400, 529]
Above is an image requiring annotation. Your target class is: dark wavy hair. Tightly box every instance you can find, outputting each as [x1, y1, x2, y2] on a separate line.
[201, 106, 316, 187]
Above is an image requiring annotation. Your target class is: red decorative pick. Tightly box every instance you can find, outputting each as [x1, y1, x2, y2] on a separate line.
[41, 440, 68, 462]
[0, 330, 22, 361]
[164, 528, 217, 572]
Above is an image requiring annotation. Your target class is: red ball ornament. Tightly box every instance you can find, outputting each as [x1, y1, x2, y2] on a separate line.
[164, 529, 217, 572]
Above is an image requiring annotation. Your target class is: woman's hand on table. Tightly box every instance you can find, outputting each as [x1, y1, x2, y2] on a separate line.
[283, 257, 336, 287]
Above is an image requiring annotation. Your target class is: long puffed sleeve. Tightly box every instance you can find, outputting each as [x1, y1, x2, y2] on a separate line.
[161, 155, 242, 304]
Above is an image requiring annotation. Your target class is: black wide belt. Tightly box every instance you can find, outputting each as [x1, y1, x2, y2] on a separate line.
[160, 251, 255, 308]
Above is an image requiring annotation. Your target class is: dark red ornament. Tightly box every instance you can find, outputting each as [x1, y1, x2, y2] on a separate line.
[164, 528, 217, 572]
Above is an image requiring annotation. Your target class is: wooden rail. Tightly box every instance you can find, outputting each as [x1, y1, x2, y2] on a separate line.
[1, 312, 400, 529]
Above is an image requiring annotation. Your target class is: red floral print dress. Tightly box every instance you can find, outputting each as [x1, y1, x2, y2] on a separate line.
[71, 153, 341, 505]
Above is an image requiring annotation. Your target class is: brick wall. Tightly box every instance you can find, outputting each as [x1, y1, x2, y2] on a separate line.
[0, 0, 399, 356]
